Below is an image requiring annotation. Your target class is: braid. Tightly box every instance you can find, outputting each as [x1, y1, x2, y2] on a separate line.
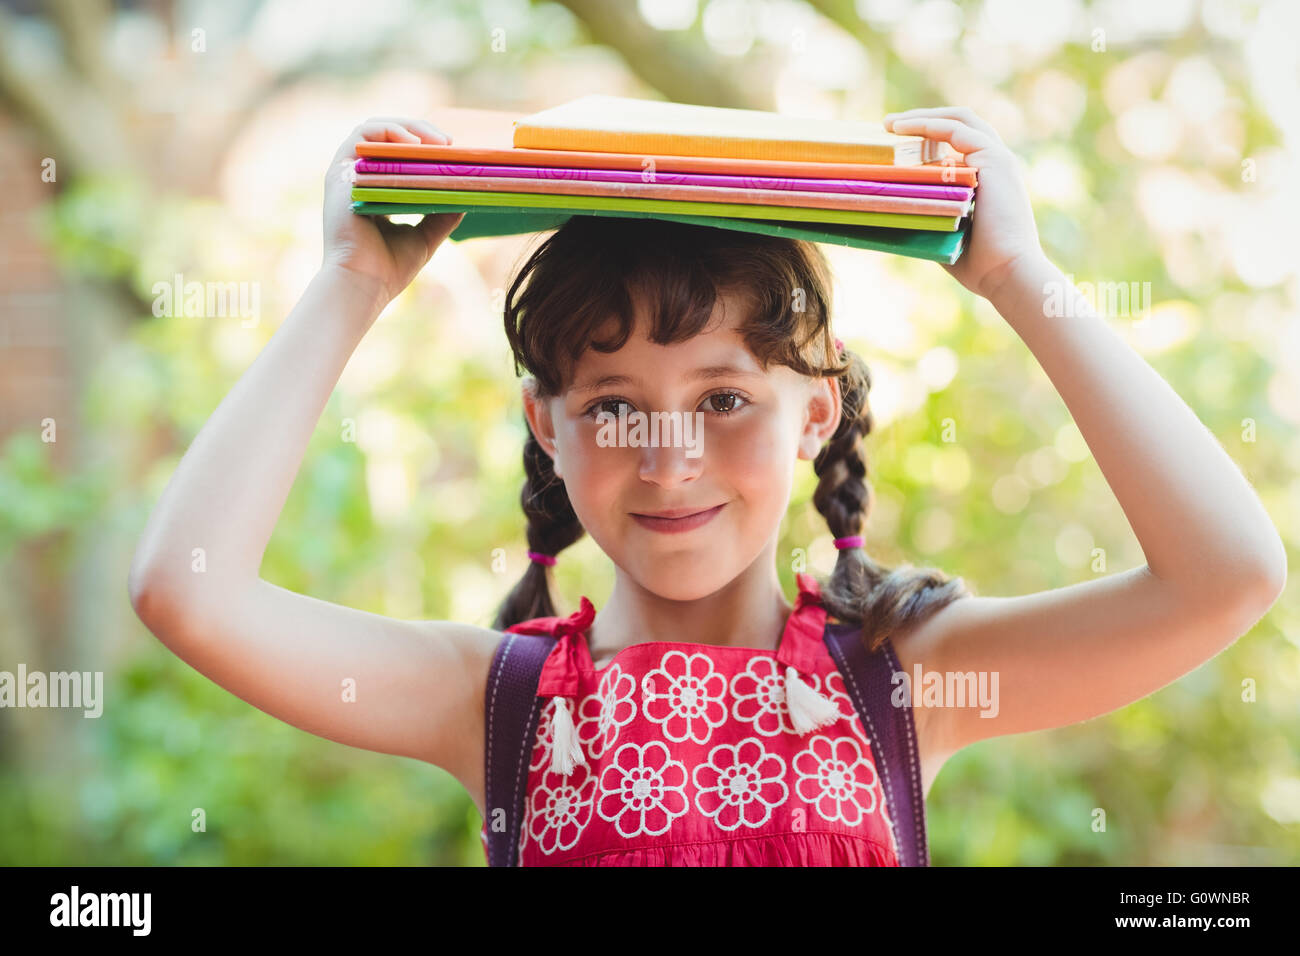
[813, 346, 970, 653]
[491, 415, 586, 630]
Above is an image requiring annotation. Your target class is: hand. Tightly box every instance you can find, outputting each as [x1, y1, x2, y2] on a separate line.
[321, 117, 465, 308]
[884, 107, 1047, 301]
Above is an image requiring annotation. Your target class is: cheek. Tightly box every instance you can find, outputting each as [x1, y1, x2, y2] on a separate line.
[703, 415, 797, 501]
[551, 424, 620, 513]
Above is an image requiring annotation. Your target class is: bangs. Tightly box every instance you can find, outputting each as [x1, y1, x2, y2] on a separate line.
[503, 216, 837, 397]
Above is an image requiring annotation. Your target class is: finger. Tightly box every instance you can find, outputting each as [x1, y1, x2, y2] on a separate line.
[357, 121, 422, 143]
[415, 210, 466, 252]
[882, 116, 998, 156]
[403, 119, 452, 144]
[330, 120, 418, 166]
[884, 106, 1000, 140]
[360, 116, 452, 145]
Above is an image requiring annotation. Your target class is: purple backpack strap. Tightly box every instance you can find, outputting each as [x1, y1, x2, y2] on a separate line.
[823, 621, 930, 866]
[483, 631, 555, 867]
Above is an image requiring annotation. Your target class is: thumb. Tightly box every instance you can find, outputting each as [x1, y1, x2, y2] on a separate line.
[416, 211, 465, 257]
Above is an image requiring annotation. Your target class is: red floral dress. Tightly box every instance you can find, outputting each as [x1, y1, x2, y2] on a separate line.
[479, 572, 899, 866]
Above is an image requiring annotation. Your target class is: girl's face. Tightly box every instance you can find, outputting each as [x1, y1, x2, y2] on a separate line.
[522, 294, 842, 601]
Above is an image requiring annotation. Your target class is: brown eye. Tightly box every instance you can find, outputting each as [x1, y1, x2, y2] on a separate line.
[705, 392, 746, 415]
[586, 398, 633, 420]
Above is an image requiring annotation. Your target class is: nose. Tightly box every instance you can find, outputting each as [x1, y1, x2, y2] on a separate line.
[637, 419, 705, 487]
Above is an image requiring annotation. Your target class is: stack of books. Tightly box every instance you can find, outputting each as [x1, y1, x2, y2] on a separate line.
[350, 96, 977, 264]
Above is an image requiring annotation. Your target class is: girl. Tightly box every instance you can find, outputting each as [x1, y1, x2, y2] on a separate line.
[128, 109, 1286, 866]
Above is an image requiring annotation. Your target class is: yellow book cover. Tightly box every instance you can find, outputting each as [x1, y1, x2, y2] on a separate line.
[512, 95, 942, 166]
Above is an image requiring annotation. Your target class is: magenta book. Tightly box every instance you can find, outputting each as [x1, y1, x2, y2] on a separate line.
[353, 159, 974, 202]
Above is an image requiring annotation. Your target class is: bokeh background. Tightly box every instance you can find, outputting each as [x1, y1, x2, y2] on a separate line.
[1, 0, 1297, 866]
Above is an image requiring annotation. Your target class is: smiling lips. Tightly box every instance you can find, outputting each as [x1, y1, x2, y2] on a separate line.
[631, 504, 726, 534]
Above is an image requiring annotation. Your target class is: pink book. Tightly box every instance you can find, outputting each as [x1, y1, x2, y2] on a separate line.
[351, 173, 973, 217]
[353, 158, 974, 202]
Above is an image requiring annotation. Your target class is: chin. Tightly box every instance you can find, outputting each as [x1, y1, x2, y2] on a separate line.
[641, 579, 725, 604]
[628, 557, 741, 603]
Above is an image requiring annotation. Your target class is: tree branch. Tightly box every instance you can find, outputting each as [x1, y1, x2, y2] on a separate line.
[801, 0, 947, 108]
[47, 0, 116, 90]
[545, 0, 771, 110]
[0, 6, 132, 175]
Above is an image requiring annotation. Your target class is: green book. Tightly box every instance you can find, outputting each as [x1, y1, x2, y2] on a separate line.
[351, 201, 970, 265]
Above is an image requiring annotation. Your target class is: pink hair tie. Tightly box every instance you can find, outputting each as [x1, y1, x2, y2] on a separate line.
[833, 535, 864, 549]
[527, 550, 557, 566]
[834, 337, 845, 353]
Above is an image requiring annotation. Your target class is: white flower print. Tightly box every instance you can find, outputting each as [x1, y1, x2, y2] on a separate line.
[729, 657, 824, 736]
[597, 740, 689, 838]
[575, 663, 637, 758]
[793, 734, 880, 826]
[693, 737, 789, 831]
[529, 698, 558, 772]
[641, 651, 728, 744]
[822, 670, 874, 749]
[527, 763, 597, 856]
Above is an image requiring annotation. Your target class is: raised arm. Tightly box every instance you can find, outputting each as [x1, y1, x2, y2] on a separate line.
[127, 120, 494, 809]
[880, 108, 1286, 762]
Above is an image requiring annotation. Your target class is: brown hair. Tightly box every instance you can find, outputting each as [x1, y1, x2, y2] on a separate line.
[494, 215, 969, 652]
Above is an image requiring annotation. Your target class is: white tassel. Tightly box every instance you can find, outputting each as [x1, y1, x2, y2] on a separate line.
[548, 696, 587, 776]
[784, 666, 842, 735]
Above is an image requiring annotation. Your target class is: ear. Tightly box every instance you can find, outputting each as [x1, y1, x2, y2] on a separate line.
[521, 378, 563, 479]
[798, 374, 843, 460]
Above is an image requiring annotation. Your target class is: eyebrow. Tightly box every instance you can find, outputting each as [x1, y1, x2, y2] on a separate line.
[572, 364, 761, 394]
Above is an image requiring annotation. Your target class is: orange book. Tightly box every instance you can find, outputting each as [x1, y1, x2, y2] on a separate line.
[512, 95, 944, 166]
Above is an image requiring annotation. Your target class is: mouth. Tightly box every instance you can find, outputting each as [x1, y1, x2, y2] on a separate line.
[630, 503, 726, 534]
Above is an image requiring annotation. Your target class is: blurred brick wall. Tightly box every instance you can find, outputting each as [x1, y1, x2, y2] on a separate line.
[0, 112, 75, 691]
[0, 112, 70, 467]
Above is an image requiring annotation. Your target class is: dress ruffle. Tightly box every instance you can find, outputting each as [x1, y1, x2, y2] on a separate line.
[546, 831, 897, 867]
